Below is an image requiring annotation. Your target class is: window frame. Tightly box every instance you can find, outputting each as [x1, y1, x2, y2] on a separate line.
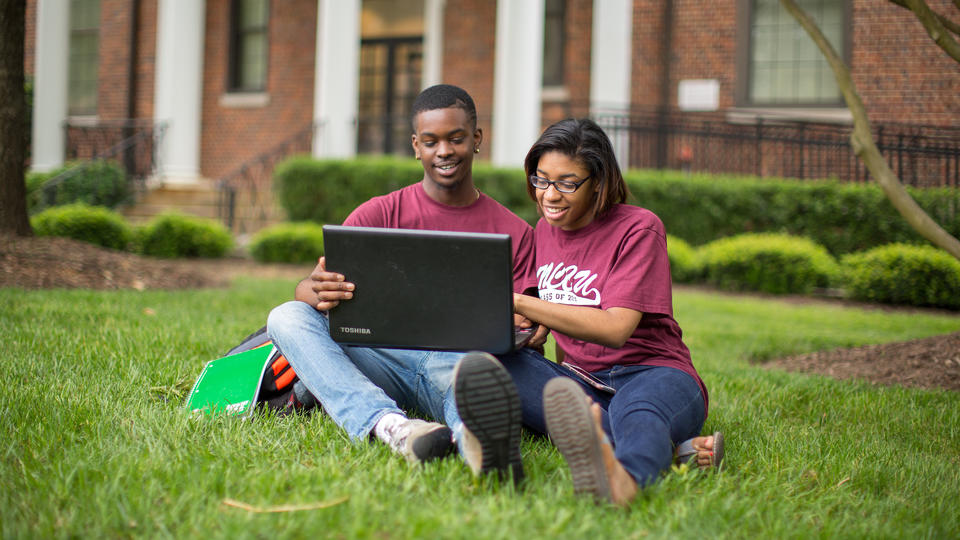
[735, 0, 852, 108]
[67, 0, 101, 117]
[227, 0, 270, 94]
[542, 0, 566, 88]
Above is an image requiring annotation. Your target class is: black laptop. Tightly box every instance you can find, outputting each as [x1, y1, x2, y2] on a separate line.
[322, 225, 534, 354]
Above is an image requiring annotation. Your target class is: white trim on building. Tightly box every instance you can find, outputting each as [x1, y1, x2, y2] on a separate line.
[154, 0, 207, 184]
[313, 0, 361, 158]
[492, 0, 544, 167]
[422, 0, 445, 89]
[30, 0, 70, 172]
[590, 0, 633, 168]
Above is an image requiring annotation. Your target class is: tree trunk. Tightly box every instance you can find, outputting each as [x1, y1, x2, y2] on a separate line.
[781, 0, 960, 261]
[0, 0, 32, 237]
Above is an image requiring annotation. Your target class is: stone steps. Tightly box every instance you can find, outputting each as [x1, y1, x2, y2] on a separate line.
[121, 181, 285, 235]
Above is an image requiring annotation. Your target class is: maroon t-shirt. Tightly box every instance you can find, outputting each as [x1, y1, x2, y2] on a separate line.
[344, 182, 537, 293]
[534, 204, 707, 409]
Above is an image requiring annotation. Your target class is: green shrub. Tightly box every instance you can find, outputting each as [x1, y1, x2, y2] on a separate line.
[626, 170, 960, 256]
[698, 233, 839, 295]
[274, 156, 540, 226]
[137, 213, 233, 259]
[249, 222, 324, 264]
[27, 160, 130, 213]
[30, 203, 133, 251]
[667, 234, 701, 283]
[275, 155, 420, 225]
[473, 164, 539, 224]
[841, 244, 960, 310]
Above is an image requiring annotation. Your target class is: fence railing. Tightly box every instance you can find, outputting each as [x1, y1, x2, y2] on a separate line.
[217, 123, 316, 234]
[594, 109, 960, 189]
[39, 120, 166, 206]
[64, 119, 165, 189]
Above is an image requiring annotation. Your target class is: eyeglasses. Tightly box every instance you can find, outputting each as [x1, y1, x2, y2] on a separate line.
[528, 175, 591, 193]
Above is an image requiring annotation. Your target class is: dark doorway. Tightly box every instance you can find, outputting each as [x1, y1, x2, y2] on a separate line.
[357, 36, 423, 155]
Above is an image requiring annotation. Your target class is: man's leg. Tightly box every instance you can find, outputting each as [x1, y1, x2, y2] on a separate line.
[266, 301, 453, 462]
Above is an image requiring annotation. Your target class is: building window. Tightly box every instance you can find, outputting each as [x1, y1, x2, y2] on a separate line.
[542, 0, 565, 87]
[68, 0, 100, 116]
[745, 0, 848, 106]
[229, 0, 269, 92]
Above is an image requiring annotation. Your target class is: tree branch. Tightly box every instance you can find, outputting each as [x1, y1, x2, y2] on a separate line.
[888, 0, 960, 39]
[780, 0, 960, 260]
[904, 0, 960, 62]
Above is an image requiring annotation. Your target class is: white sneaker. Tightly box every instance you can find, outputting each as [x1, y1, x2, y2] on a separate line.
[383, 419, 454, 464]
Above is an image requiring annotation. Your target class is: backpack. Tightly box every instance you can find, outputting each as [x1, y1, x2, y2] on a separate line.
[226, 325, 298, 403]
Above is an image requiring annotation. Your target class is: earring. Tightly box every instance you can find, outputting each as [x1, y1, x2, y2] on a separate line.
[474, 147, 480, 154]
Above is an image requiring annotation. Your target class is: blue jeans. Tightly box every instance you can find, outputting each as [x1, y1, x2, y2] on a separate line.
[498, 350, 706, 487]
[266, 301, 468, 445]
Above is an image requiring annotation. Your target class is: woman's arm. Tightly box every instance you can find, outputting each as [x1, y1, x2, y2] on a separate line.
[513, 293, 644, 348]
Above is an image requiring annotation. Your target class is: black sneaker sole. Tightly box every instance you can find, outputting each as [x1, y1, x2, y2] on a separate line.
[543, 377, 611, 501]
[410, 425, 455, 463]
[454, 352, 524, 484]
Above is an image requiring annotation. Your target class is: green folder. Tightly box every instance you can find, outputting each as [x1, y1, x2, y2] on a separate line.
[185, 345, 274, 418]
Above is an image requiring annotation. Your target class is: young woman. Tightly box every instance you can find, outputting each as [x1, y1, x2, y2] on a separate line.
[503, 118, 722, 506]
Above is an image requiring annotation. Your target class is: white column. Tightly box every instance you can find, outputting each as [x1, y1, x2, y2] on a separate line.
[491, 0, 543, 167]
[313, 0, 360, 158]
[422, 0, 445, 89]
[154, 0, 206, 184]
[590, 0, 633, 168]
[31, 0, 70, 172]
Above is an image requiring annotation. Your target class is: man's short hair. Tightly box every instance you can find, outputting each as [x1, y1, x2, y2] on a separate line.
[410, 84, 478, 132]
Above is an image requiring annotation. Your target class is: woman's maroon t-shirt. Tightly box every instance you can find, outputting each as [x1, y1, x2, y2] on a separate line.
[533, 204, 707, 409]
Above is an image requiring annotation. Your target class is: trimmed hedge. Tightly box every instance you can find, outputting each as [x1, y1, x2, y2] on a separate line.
[275, 156, 420, 225]
[27, 160, 130, 213]
[626, 170, 960, 256]
[249, 222, 325, 264]
[30, 203, 133, 251]
[841, 244, 960, 310]
[136, 213, 233, 259]
[698, 233, 840, 295]
[666, 234, 700, 283]
[274, 155, 539, 225]
[273, 157, 958, 257]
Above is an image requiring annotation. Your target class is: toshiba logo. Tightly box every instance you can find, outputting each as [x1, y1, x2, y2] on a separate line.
[340, 327, 372, 335]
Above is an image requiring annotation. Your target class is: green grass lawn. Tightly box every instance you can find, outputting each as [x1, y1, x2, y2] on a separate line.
[2, 277, 959, 539]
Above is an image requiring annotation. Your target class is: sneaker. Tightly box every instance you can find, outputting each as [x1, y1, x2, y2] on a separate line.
[384, 419, 455, 464]
[453, 352, 524, 484]
[543, 377, 611, 501]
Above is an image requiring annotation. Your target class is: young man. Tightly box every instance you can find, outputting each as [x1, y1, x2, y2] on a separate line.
[267, 85, 543, 479]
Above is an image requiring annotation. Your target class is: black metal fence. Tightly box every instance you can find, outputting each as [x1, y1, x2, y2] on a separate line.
[33, 119, 166, 211]
[217, 123, 315, 233]
[62, 119, 166, 196]
[594, 108, 960, 189]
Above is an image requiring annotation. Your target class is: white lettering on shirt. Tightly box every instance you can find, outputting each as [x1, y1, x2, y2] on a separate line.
[536, 262, 601, 306]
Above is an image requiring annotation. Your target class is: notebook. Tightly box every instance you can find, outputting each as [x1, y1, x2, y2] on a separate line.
[322, 225, 534, 354]
[185, 344, 277, 418]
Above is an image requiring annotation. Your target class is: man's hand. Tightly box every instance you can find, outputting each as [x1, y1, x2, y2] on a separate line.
[305, 256, 355, 311]
[527, 323, 550, 348]
[514, 313, 549, 349]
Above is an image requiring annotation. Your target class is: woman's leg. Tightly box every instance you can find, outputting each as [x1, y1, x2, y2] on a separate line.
[498, 348, 612, 435]
[607, 366, 705, 487]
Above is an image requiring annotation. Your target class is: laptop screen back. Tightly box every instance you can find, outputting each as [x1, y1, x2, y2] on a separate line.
[322, 225, 517, 354]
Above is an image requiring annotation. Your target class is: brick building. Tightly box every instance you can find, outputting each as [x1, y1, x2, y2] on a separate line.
[24, 0, 960, 226]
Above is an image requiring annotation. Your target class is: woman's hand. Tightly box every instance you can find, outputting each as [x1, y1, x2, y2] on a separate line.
[513, 292, 643, 348]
